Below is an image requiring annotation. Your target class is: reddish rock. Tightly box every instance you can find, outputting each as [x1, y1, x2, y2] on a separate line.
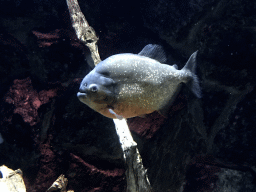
[32, 29, 83, 49]
[66, 153, 126, 192]
[184, 155, 221, 192]
[32, 143, 59, 192]
[5, 77, 57, 126]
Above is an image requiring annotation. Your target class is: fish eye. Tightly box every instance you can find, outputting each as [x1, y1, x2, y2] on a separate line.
[89, 84, 98, 92]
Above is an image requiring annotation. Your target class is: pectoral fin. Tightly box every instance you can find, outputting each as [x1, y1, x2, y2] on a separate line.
[109, 109, 123, 120]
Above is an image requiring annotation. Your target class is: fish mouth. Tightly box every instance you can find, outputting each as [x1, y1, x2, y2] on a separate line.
[77, 92, 87, 100]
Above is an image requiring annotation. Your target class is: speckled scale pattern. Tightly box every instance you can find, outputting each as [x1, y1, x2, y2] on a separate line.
[77, 48, 199, 119]
[98, 54, 183, 114]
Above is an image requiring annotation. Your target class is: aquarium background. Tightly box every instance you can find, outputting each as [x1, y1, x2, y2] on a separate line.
[0, 0, 256, 191]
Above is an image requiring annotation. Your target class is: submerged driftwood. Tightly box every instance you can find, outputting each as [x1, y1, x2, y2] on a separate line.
[0, 165, 26, 192]
[47, 174, 73, 192]
[66, 0, 152, 191]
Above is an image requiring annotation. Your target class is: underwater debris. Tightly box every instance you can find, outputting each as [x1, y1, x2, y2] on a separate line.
[0, 165, 26, 192]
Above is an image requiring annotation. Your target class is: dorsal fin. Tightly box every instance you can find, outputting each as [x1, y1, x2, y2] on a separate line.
[173, 64, 178, 69]
[138, 44, 167, 63]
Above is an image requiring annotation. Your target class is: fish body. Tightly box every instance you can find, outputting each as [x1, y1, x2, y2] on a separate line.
[77, 44, 201, 119]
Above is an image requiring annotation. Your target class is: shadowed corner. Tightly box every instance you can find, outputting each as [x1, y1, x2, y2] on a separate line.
[184, 155, 221, 192]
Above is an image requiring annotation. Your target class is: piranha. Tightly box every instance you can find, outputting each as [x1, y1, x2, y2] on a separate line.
[77, 44, 201, 119]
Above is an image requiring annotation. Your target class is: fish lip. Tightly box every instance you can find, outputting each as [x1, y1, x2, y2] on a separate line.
[77, 92, 87, 98]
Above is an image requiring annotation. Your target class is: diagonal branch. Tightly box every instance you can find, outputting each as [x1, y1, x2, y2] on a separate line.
[67, 0, 101, 65]
[113, 119, 152, 192]
[66, 0, 152, 191]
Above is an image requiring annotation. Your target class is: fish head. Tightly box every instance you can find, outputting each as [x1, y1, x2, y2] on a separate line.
[77, 69, 116, 107]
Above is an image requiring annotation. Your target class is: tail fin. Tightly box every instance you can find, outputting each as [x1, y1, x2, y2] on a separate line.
[182, 51, 202, 98]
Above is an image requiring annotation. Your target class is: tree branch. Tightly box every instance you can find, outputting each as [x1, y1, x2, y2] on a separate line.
[67, 0, 101, 66]
[66, 0, 152, 191]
